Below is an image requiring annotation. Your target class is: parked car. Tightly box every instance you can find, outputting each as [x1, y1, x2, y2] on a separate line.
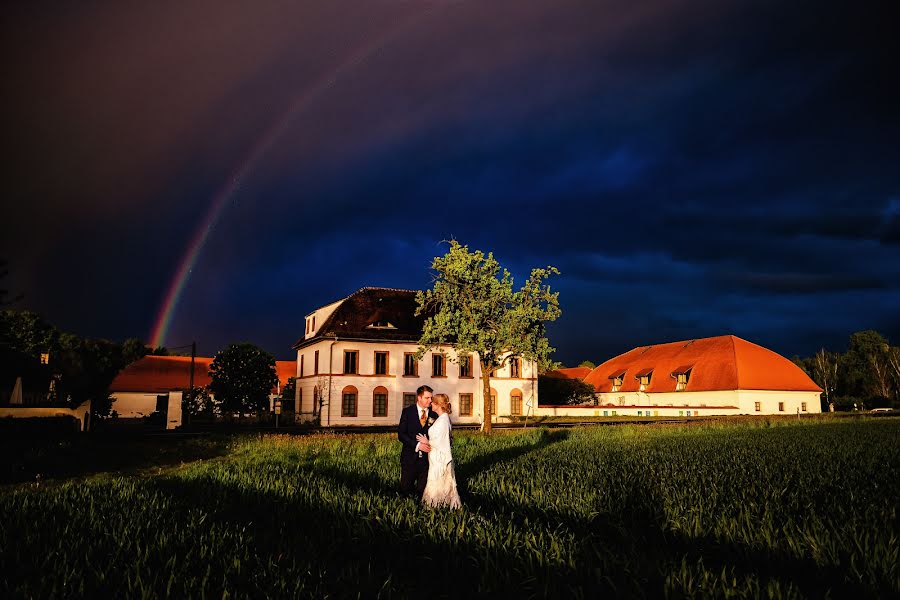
[870, 407, 893, 413]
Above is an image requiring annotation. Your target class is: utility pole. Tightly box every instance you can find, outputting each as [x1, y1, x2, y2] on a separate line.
[187, 341, 196, 428]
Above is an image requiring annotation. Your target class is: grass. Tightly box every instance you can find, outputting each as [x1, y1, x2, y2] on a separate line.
[1, 417, 897, 598]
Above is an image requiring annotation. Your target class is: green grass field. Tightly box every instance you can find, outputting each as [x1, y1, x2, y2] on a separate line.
[2, 418, 898, 598]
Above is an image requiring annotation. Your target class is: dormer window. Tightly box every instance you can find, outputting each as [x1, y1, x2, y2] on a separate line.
[366, 320, 397, 329]
[635, 368, 653, 392]
[671, 365, 693, 391]
[608, 369, 626, 392]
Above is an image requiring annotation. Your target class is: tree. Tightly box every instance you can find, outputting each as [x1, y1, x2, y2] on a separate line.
[813, 348, 839, 410]
[208, 343, 278, 418]
[538, 375, 596, 405]
[842, 330, 891, 406]
[416, 241, 561, 433]
[888, 347, 900, 404]
[578, 360, 596, 369]
[183, 386, 218, 421]
[281, 377, 297, 416]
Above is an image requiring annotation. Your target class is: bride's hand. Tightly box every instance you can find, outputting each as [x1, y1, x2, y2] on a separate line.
[416, 433, 428, 444]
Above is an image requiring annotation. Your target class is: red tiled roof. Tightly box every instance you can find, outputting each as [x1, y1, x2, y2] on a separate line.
[583, 335, 822, 393]
[543, 367, 592, 380]
[110, 356, 297, 394]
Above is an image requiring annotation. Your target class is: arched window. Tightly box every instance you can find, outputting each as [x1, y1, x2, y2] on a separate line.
[373, 386, 389, 418]
[510, 388, 523, 416]
[341, 385, 358, 417]
[490, 387, 498, 415]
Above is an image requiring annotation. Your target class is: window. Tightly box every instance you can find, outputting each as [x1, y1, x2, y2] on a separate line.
[637, 411, 643, 416]
[755, 402, 761, 412]
[367, 320, 396, 329]
[778, 402, 785, 412]
[404, 353, 418, 377]
[490, 390, 497, 415]
[300, 355, 304, 378]
[312, 316, 316, 331]
[403, 393, 416, 408]
[603, 410, 608, 416]
[344, 351, 358, 374]
[373, 387, 388, 417]
[678, 410, 683, 416]
[671, 366, 692, 391]
[305, 319, 309, 334]
[432, 353, 446, 377]
[801, 402, 807, 412]
[635, 369, 653, 392]
[341, 386, 358, 417]
[612, 410, 617, 416]
[611, 376, 624, 393]
[459, 355, 473, 378]
[314, 350, 319, 375]
[459, 393, 473, 416]
[313, 387, 319, 415]
[510, 357, 522, 378]
[374, 352, 388, 375]
[510, 390, 522, 415]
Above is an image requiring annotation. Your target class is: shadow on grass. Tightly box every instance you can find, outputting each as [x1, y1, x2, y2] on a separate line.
[0, 433, 233, 485]
[148, 471, 594, 598]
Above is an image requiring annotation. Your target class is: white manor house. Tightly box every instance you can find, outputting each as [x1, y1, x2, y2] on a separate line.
[293, 287, 823, 425]
[293, 287, 537, 426]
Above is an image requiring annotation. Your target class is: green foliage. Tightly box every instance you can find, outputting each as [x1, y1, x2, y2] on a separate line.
[0, 310, 149, 415]
[794, 330, 900, 408]
[578, 359, 596, 369]
[208, 343, 278, 417]
[416, 241, 560, 431]
[538, 374, 597, 405]
[184, 386, 219, 420]
[1, 419, 897, 597]
[281, 377, 296, 401]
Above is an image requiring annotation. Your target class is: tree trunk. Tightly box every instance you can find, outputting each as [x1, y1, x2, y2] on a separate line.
[480, 363, 492, 434]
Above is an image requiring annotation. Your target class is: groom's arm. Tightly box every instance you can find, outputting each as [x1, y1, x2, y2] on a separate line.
[397, 408, 418, 451]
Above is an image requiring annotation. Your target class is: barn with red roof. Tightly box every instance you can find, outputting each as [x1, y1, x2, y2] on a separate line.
[538, 335, 822, 417]
[109, 355, 297, 428]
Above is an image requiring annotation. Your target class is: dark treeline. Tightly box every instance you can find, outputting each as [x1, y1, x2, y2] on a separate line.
[791, 330, 900, 411]
[0, 309, 167, 415]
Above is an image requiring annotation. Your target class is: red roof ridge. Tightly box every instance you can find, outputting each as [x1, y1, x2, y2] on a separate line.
[583, 334, 821, 393]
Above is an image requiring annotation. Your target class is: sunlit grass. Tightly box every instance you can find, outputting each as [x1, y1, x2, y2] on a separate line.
[1, 418, 897, 597]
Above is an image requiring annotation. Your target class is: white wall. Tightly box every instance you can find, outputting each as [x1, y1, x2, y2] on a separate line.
[110, 391, 183, 429]
[536, 389, 822, 417]
[0, 400, 92, 431]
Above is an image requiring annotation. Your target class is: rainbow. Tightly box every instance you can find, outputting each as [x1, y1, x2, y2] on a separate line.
[150, 9, 435, 348]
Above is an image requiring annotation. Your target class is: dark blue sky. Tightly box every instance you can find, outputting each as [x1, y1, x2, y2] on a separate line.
[2, 0, 898, 364]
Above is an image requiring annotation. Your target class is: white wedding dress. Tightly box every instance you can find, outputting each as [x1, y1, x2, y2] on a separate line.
[422, 413, 462, 509]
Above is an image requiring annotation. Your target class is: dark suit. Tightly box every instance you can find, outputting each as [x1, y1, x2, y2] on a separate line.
[398, 403, 437, 498]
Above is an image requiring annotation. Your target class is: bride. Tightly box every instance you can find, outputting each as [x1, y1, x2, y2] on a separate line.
[416, 393, 461, 509]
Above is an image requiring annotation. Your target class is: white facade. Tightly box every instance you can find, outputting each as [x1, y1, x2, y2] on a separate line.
[109, 391, 184, 429]
[295, 339, 537, 426]
[536, 389, 822, 417]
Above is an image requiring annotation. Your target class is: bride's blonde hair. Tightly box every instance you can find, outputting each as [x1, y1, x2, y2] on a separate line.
[432, 393, 452, 415]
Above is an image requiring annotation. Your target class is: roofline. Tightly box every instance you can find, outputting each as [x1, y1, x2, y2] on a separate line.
[294, 286, 423, 348]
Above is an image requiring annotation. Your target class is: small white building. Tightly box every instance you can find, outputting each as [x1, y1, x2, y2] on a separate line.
[110, 355, 296, 429]
[293, 287, 538, 426]
[537, 335, 823, 418]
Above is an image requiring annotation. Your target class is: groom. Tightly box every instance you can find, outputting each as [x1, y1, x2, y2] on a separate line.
[398, 385, 437, 498]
